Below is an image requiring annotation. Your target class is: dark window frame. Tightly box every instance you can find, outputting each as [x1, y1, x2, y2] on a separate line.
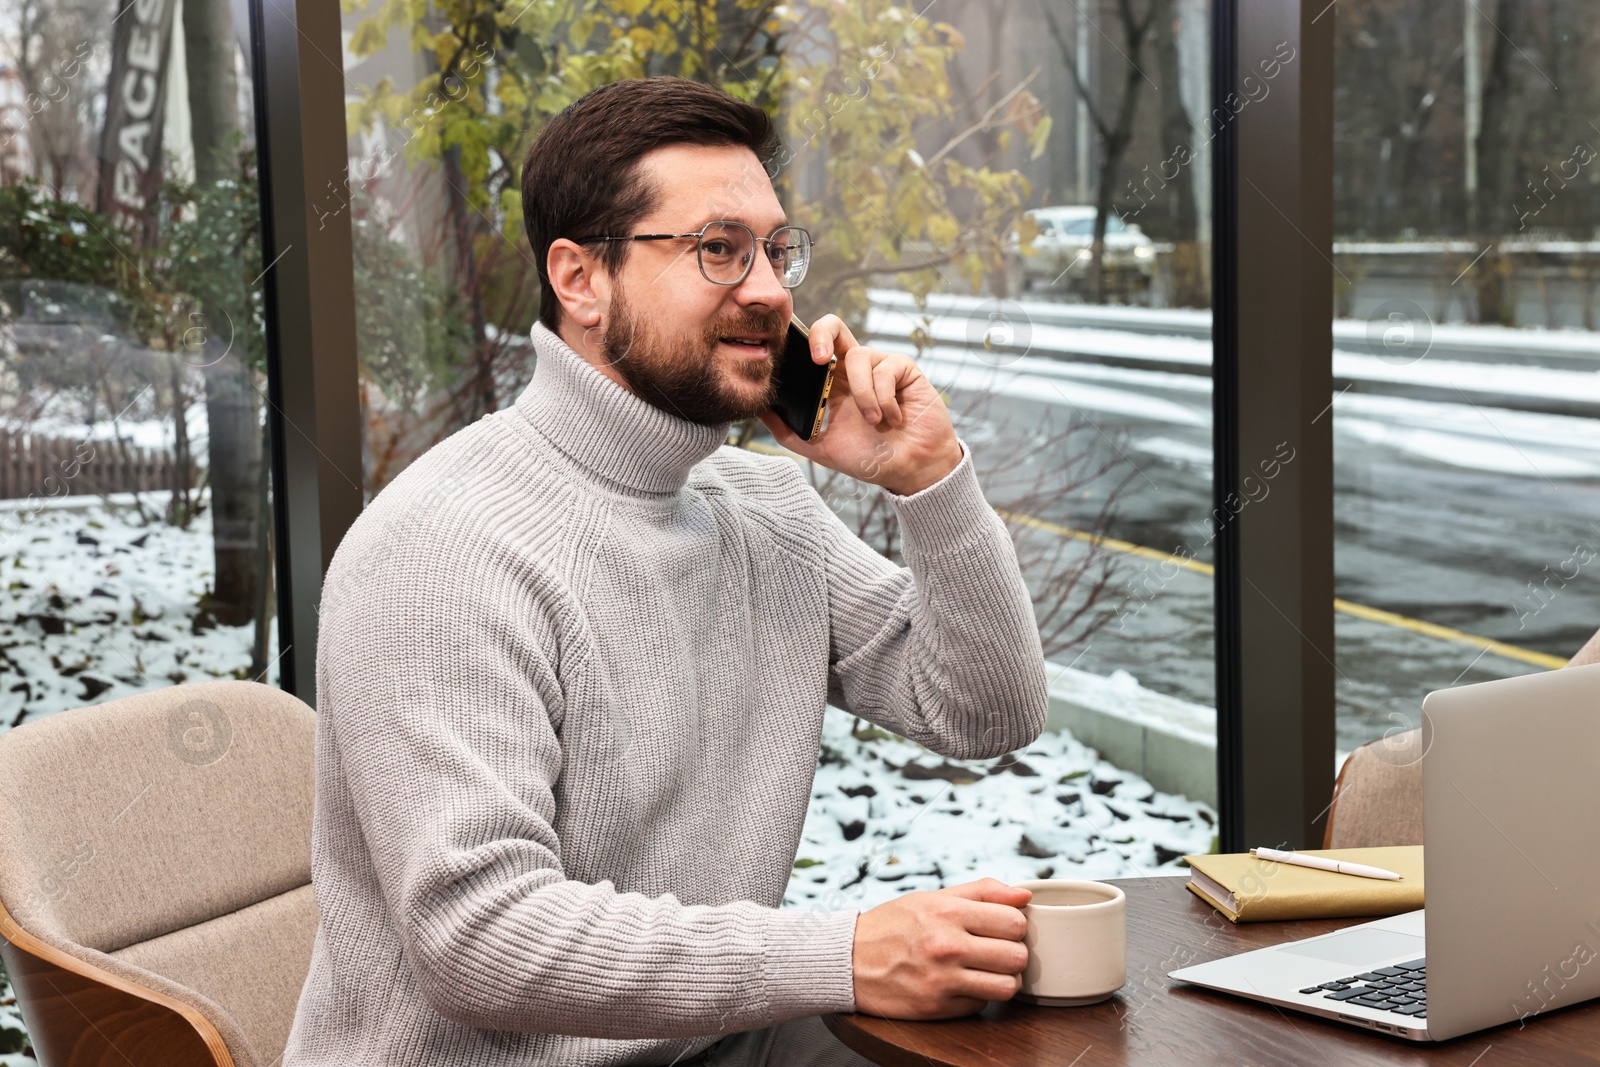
[1211, 0, 1336, 849]
[249, 0, 363, 706]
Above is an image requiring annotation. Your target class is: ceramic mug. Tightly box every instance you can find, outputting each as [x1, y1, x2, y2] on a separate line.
[1010, 879, 1127, 1006]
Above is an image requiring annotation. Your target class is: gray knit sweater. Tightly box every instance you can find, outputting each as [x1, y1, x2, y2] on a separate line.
[282, 323, 1049, 1067]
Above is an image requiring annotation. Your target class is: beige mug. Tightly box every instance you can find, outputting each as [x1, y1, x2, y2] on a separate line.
[1010, 879, 1127, 1006]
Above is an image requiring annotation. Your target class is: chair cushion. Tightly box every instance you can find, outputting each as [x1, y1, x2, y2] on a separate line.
[112, 882, 319, 1067]
[1324, 730, 1425, 850]
[1325, 639, 1590, 849]
[0, 680, 315, 952]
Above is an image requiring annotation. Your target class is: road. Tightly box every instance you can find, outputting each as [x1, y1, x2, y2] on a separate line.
[855, 293, 1600, 755]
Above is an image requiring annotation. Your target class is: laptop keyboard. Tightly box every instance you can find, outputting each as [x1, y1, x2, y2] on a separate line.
[1298, 957, 1427, 1017]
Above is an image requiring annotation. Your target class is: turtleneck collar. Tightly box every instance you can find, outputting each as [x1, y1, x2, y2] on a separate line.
[514, 322, 731, 497]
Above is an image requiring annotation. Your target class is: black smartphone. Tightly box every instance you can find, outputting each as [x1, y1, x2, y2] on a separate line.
[770, 316, 836, 443]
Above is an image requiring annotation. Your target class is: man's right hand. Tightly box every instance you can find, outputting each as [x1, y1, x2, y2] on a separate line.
[851, 878, 1033, 1019]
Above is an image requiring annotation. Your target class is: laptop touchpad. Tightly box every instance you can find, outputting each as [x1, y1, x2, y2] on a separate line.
[1276, 928, 1425, 966]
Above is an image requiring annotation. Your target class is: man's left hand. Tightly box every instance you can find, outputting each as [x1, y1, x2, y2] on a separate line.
[758, 314, 963, 496]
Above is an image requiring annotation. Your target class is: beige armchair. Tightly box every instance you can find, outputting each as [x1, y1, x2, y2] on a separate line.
[1322, 635, 1600, 849]
[0, 681, 317, 1067]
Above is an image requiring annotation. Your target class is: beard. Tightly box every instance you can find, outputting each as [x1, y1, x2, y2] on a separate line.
[600, 281, 784, 426]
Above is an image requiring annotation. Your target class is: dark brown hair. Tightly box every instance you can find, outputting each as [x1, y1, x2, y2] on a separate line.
[521, 77, 780, 332]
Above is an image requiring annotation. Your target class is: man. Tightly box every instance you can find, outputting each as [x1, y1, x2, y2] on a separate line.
[284, 77, 1050, 1067]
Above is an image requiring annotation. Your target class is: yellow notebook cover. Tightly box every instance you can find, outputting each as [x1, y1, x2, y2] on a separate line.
[1182, 846, 1424, 923]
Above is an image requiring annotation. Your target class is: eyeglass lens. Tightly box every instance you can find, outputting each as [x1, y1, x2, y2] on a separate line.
[698, 222, 811, 287]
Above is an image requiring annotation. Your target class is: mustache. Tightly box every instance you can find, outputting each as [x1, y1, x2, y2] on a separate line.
[702, 309, 788, 348]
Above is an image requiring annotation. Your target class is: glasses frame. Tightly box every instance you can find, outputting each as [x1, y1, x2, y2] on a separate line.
[575, 220, 814, 288]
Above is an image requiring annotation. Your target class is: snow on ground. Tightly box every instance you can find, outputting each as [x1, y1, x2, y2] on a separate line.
[0, 880, 25, 1054]
[0, 992, 24, 1063]
[903, 341, 1600, 480]
[2, 412, 209, 454]
[873, 313, 1600, 410]
[0, 492, 270, 727]
[869, 296, 1600, 415]
[781, 704, 1216, 913]
[870, 285, 1600, 359]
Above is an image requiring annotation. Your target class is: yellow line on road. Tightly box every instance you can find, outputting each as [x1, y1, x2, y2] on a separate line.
[1328, 599, 1566, 669]
[742, 441, 1567, 671]
[1000, 508, 1214, 574]
[1003, 509, 1567, 670]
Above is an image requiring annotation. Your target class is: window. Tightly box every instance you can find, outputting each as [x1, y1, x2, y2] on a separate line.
[1331, 2, 1600, 761]
[797, 0, 1219, 905]
[338, 0, 1218, 910]
[0, 0, 278, 731]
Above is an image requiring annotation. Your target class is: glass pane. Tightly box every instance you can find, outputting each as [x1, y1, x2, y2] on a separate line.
[806, 2, 1220, 905]
[1333, 3, 1600, 764]
[340, 0, 1217, 917]
[0, 0, 279, 735]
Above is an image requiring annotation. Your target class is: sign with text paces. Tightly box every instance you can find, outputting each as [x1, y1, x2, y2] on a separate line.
[96, 0, 176, 244]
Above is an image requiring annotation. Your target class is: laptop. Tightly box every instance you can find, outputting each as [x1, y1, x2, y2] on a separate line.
[1169, 660, 1600, 1041]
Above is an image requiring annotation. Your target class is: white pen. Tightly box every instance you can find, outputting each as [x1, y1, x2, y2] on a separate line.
[1249, 847, 1403, 881]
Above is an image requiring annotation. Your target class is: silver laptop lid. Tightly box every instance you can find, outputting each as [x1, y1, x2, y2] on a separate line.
[1422, 660, 1600, 1041]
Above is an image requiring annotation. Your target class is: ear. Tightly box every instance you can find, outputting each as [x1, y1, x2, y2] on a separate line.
[547, 238, 611, 332]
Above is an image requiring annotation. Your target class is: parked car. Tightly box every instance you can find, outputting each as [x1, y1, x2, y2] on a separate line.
[1010, 205, 1155, 295]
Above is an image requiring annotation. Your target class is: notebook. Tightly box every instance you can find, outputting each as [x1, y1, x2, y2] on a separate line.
[1183, 846, 1424, 922]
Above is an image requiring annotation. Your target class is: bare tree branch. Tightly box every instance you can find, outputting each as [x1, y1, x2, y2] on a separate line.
[923, 68, 1043, 171]
[1038, 1, 1110, 137]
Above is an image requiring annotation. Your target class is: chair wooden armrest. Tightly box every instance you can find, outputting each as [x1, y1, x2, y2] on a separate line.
[1, 876, 234, 1067]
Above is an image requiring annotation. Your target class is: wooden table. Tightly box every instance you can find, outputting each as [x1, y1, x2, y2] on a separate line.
[823, 877, 1600, 1066]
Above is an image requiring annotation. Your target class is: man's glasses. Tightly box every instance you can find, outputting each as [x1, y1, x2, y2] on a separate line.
[576, 221, 813, 288]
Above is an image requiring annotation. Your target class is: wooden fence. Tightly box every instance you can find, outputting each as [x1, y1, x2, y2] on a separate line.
[0, 430, 193, 500]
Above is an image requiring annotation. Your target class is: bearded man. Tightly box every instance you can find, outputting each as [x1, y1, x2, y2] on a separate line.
[284, 76, 1049, 1067]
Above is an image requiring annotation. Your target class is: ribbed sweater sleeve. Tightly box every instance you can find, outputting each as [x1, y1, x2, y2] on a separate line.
[317, 517, 860, 1041]
[821, 439, 1050, 757]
